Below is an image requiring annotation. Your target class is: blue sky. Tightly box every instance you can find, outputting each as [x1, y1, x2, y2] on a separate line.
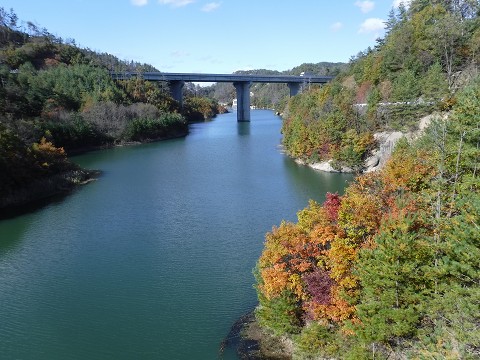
[2, 0, 410, 73]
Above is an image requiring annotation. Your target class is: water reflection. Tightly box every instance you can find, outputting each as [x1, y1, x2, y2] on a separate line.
[237, 122, 250, 136]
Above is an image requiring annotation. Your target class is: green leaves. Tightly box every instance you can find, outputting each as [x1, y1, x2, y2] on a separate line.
[355, 215, 432, 343]
[256, 289, 303, 335]
[123, 113, 187, 142]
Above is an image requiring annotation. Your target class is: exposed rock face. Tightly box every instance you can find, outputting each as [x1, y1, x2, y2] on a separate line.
[364, 131, 405, 173]
[294, 112, 447, 174]
[364, 112, 445, 172]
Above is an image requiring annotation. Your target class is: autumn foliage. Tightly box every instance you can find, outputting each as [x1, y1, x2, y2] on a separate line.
[255, 100, 479, 356]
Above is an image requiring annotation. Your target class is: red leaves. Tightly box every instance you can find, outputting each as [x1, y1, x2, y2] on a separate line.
[303, 268, 335, 305]
[324, 192, 341, 223]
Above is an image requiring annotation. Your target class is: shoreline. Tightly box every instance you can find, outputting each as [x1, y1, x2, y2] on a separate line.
[0, 168, 101, 220]
[0, 131, 189, 220]
[221, 310, 293, 359]
[66, 130, 190, 156]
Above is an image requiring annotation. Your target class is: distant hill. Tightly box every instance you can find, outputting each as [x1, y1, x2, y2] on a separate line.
[197, 62, 347, 108]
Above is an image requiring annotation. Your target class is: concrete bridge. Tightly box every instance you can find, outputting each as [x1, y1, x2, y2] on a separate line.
[111, 72, 333, 121]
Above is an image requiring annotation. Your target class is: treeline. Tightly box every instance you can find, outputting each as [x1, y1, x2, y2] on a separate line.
[280, 0, 480, 172]
[255, 1, 480, 358]
[200, 62, 346, 109]
[0, 7, 220, 211]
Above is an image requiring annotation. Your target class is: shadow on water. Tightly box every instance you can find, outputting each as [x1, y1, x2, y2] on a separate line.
[0, 171, 102, 221]
[0, 190, 77, 221]
[0, 215, 31, 255]
[282, 157, 354, 202]
[220, 310, 262, 360]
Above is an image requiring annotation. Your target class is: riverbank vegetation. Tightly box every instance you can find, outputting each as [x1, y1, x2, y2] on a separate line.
[0, 7, 221, 213]
[279, 0, 479, 172]
[255, 1, 480, 358]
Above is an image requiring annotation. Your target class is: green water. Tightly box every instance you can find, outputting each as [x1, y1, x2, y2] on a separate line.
[0, 110, 352, 359]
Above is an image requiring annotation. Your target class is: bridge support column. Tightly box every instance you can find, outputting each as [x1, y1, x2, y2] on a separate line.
[169, 80, 185, 108]
[287, 82, 301, 97]
[233, 81, 251, 122]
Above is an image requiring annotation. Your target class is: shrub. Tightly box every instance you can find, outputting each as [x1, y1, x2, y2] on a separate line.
[123, 112, 187, 141]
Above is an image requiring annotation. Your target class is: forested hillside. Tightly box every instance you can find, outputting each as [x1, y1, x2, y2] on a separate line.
[0, 7, 220, 212]
[280, 0, 480, 172]
[255, 1, 480, 358]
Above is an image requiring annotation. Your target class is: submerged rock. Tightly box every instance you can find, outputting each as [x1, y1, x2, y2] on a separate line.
[220, 311, 293, 359]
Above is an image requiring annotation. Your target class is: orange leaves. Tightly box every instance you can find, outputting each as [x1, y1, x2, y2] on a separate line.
[258, 159, 432, 328]
[310, 224, 340, 248]
[260, 221, 305, 268]
[303, 284, 357, 323]
[31, 136, 69, 172]
[260, 265, 290, 300]
[258, 195, 355, 325]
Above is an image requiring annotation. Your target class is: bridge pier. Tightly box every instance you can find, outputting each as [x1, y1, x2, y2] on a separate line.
[233, 81, 252, 122]
[287, 82, 301, 97]
[169, 80, 185, 107]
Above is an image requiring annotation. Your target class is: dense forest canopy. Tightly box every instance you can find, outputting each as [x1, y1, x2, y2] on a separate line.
[278, 0, 480, 172]
[255, 1, 480, 358]
[0, 7, 222, 211]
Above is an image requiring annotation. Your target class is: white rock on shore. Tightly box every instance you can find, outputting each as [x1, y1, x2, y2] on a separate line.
[294, 112, 446, 174]
[364, 130, 405, 172]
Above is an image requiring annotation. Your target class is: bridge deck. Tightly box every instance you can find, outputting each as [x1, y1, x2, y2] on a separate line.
[111, 72, 333, 84]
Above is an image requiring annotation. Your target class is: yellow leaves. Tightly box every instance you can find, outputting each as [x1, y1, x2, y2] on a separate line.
[327, 236, 360, 290]
[338, 175, 384, 242]
[32, 137, 65, 155]
[297, 200, 328, 232]
[288, 273, 305, 300]
[382, 144, 435, 193]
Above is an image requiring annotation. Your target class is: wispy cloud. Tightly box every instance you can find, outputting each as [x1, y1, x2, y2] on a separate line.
[202, 2, 221, 12]
[171, 50, 191, 57]
[199, 55, 222, 64]
[331, 22, 343, 32]
[359, 18, 385, 33]
[158, 0, 195, 8]
[393, 0, 411, 7]
[131, 0, 148, 6]
[355, 1, 375, 13]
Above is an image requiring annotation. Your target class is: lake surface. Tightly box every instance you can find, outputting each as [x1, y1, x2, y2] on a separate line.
[0, 110, 352, 359]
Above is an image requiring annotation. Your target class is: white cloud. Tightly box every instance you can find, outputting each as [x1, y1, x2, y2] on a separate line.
[359, 18, 385, 33]
[202, 2, 221, 12]
[131, 0, 148, 5]
[331, 22, 343, 32]
[158, 0, 195, 7]
[355, 1, 375, 13]
[392, 0, 411, 7]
